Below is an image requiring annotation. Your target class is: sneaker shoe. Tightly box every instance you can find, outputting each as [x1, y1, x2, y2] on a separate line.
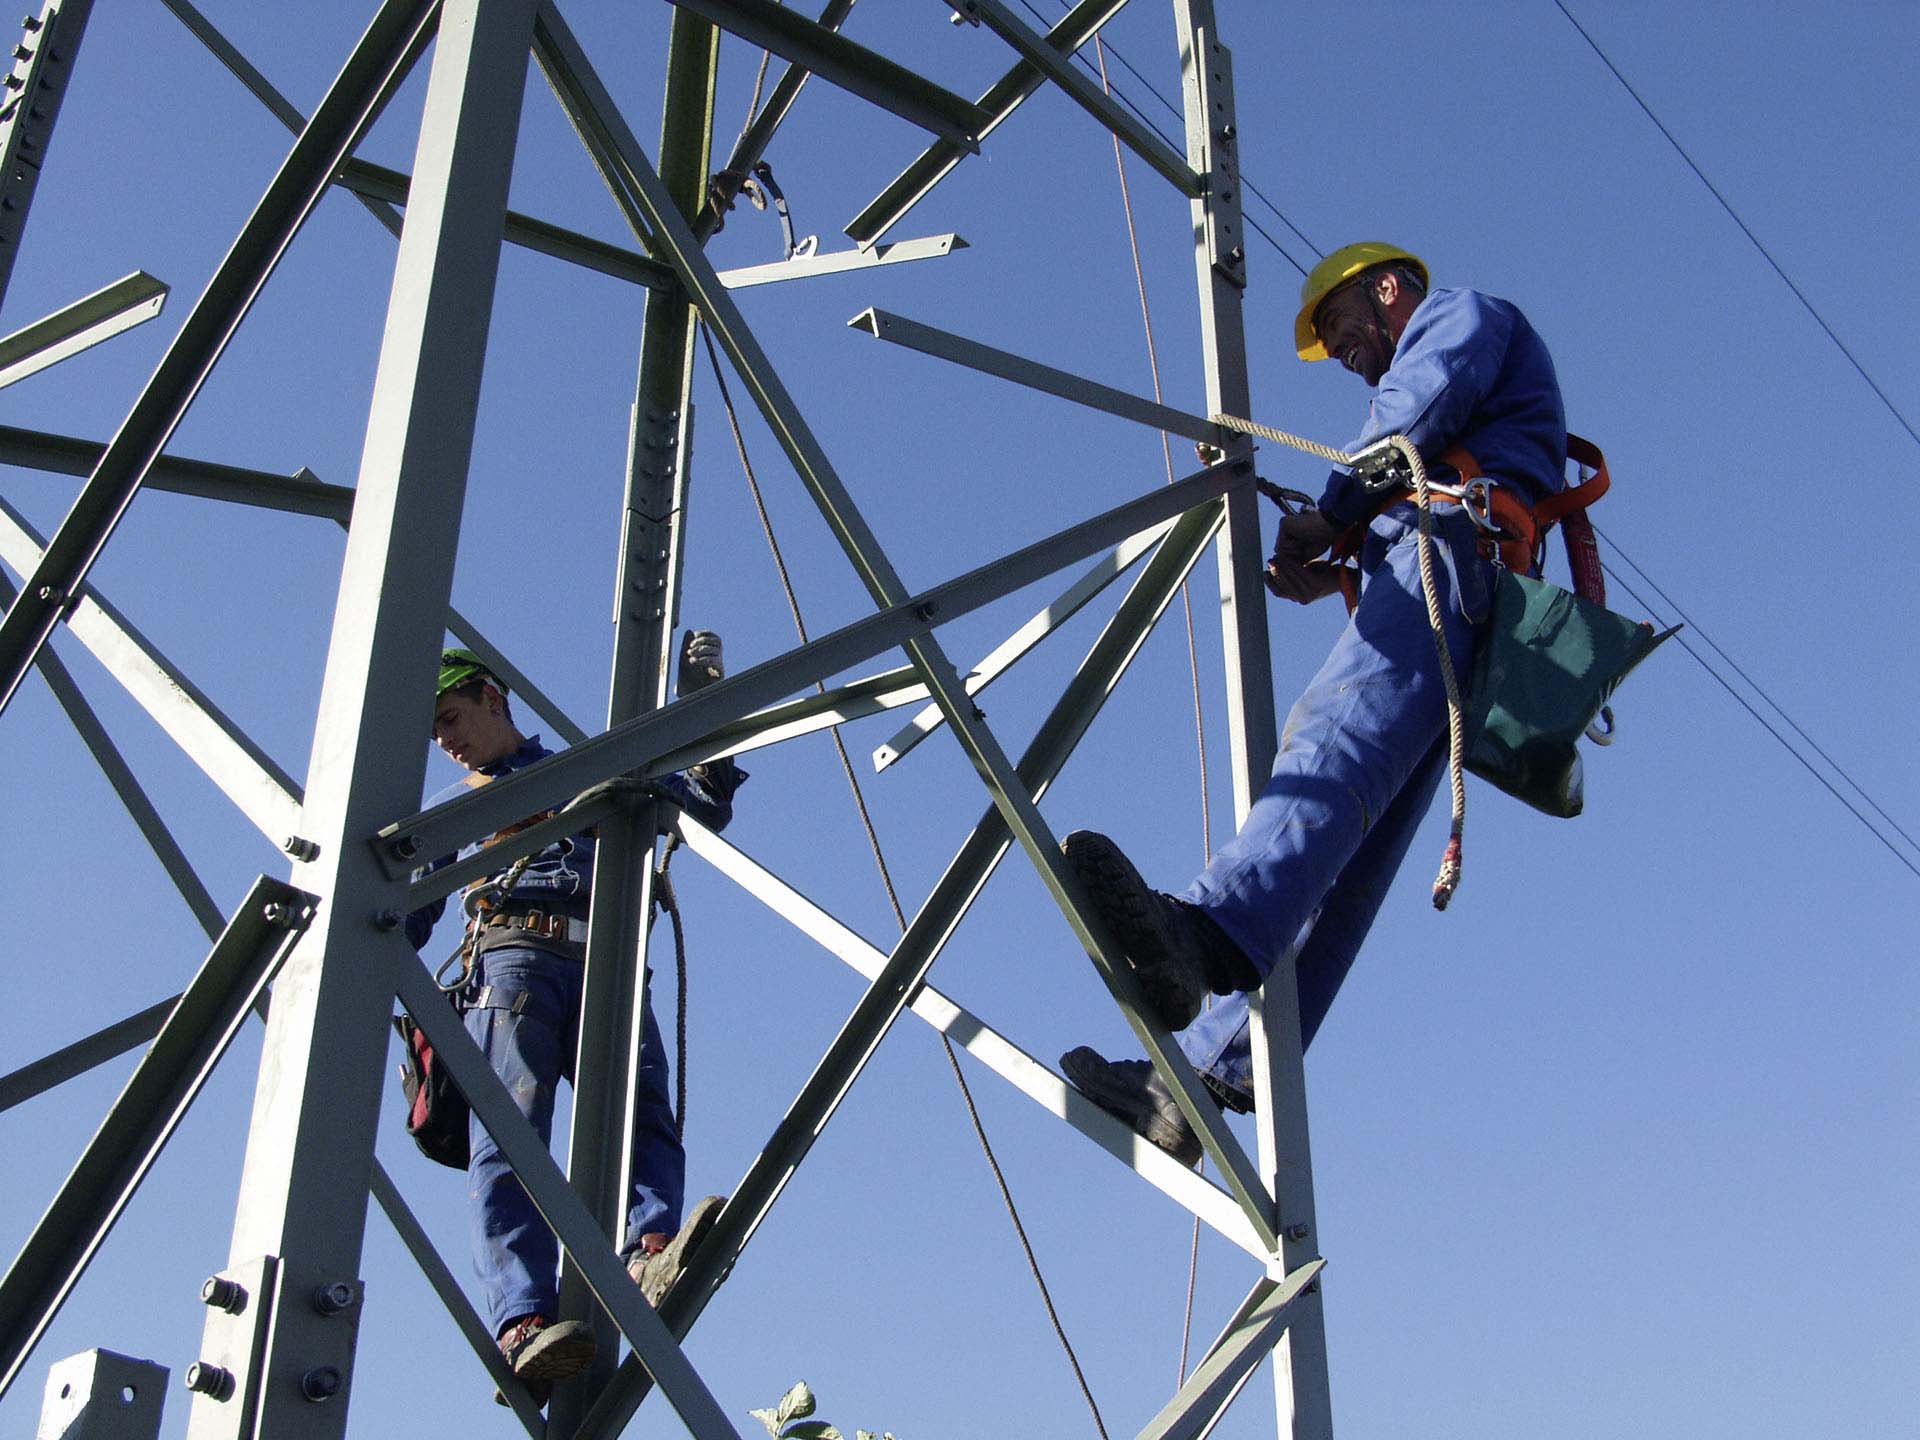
[1062, 831, 1253, 1030]
[1061, 1046, 1203, 1165]
[634, 1194, 726, 1307]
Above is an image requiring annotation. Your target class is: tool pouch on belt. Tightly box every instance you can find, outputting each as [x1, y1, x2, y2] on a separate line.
[394, 1004, 470, 1170]
[1463, 570, 1678, 818]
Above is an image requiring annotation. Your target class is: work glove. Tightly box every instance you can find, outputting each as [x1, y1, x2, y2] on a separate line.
[1264, 510, 1344, 605]
[678, 629, 724, 695]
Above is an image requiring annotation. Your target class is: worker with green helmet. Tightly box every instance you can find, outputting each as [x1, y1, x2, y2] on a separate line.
[1061, 243, 1570, 1162]
[409, 631, 744, 1404]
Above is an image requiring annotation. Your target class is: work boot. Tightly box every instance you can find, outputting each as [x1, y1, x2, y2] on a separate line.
[1061, 1046, 1203, 1165]
[493, 1313, 595, 1408]
[631, 1194, 727, 1307]
[1061, 830, 1256, 1031]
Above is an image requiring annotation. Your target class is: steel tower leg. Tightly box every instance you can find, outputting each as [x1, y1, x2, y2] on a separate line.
[1172, 2, 1335, 1435]
[183, 2, 541, 1434]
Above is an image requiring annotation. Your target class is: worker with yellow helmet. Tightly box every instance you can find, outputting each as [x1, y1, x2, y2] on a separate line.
[1060, 244, 1571, 1161]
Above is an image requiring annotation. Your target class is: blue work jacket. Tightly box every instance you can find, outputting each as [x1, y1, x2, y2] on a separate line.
[405, 736, 744, 951]
[1319, 287, 1567, 526]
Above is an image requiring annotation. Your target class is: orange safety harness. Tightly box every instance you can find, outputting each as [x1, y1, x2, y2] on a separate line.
[1327, 432, 1614, 611]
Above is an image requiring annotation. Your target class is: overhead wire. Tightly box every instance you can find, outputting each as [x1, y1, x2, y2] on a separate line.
[1552, 0, 1919, 452]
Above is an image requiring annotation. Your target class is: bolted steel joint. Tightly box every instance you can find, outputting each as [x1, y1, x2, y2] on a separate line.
[311, 1280, 359, 1316]
[281, 834, 320, 862]
[372, 908, 403, 932]
[1284, 1222, 1311, 1243]
[300, 1366, 343, 1403]
[200, 1275, 246, 1313]
[184, 1362, 235, 1402]
[387, 833, 420, 862]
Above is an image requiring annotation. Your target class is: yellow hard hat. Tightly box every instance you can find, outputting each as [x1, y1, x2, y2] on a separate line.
[1294, 242, 1429, 361]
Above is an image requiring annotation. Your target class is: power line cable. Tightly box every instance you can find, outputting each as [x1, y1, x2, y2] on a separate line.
[1599, 557, 1920, 879]
[1552, 0, 1920, 451]
[1595, 522, 1920, 857]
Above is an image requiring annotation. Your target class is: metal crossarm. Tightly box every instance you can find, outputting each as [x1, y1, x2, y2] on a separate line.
[847, 0, 1131, 246]
[664, 0, 987, 150]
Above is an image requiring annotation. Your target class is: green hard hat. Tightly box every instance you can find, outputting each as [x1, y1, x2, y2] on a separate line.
[437, 647, 500, 699]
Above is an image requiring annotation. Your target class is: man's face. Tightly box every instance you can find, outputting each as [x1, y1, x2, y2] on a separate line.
[1312, 277, 1394, 387]
[432, 687, 517, 770]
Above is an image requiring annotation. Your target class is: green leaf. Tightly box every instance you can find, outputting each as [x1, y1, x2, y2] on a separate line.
[776, 1382, 817, 1426]
[782, 1424, 843, 1440]
[750, 1409, 783, 1438]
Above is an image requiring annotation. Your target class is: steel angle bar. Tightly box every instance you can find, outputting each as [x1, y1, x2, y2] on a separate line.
[950, 0, 1200, 196]
[1135, 1262, 1327, 1440]
[851, 307, 1227, 446]
[0, 877, 313, 1400]
[718, 234, 967, 290]
[0, 0, 442, 718]
[380, 457, 1247, 881]
[847, 0, 1130, 246]
[534, 3, 925, 610]
[675, 815, 1268, 1260]
[0, 995, 176, 1115]
[664, 0, 986, 150]
[0, 425, 354, 521]
[334, 157, 674, 289]
[876, 514, 1179, 771]
[0, 497, 304, 846]
[0, 273, 168, 390]
[698, 0, 857, 240]
[574, 498, 1234, 1440]
[0, 434, 587, 746]
[367, 1163, 544, 1436]
[390, 956, 743, 1439]
[0, 570, 225, 939]
[0, 0, 97, 315]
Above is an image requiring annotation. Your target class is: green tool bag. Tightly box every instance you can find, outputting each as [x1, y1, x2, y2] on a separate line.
[1462, 569, 1677, 818]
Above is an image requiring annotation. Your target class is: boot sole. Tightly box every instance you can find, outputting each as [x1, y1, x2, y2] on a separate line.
[1061, 1047, 1202, 1166]
[1061, 831, 1205, 1030]
[641, 1193, 727, 1307]
[509, 1320, 598, 1383]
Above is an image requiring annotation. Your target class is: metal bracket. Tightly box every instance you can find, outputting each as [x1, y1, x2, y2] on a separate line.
[181, 1257, 277, 1438]
[36, 1349, 166, 1439]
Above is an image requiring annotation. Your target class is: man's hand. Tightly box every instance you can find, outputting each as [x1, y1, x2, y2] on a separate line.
[1264, 510, 1344, 605]
[678, 629, 724, 695]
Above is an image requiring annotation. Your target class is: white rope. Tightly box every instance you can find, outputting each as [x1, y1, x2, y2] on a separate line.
[1209, 413, 1468, 907]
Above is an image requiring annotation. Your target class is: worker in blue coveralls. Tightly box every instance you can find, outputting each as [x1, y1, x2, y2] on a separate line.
[410, 634, 745, 1404]
[1060, 242, 1567, 1163]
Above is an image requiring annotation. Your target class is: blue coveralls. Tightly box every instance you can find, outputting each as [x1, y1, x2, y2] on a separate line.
[1177, 287, 1566, 1098]
[407, 740, 744, 1336]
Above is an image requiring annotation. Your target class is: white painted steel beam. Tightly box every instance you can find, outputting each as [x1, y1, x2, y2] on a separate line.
[0, 273, 167, 390]
[846, 0, 1131, 246]
[851, 306, 1228, 445]
[676, 816, 1270, 1260]
[0, 498, 305, 847]
[951, 0, 1201, 196]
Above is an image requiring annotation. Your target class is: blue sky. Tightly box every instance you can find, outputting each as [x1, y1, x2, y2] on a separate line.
[2, 3, 1915, 1437]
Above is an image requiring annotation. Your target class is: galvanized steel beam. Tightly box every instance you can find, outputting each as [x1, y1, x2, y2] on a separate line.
[846, 0, 1130, 246]
[664, 0, 985, 150]
[0, 272, 167, 390]
[0, 0, 96, 315]
[0, 0, 442, 719]
[0, 877, 313, 1401]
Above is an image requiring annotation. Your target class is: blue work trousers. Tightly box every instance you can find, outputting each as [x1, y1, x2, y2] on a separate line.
[1176, 507, 1492, 1100]
[464, 943, 683, 1337]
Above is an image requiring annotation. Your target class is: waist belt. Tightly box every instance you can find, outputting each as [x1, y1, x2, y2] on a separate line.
[479, 909, 589, 944]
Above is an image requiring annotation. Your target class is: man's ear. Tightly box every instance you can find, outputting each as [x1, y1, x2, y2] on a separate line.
[1373, 269, 1399, 306]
